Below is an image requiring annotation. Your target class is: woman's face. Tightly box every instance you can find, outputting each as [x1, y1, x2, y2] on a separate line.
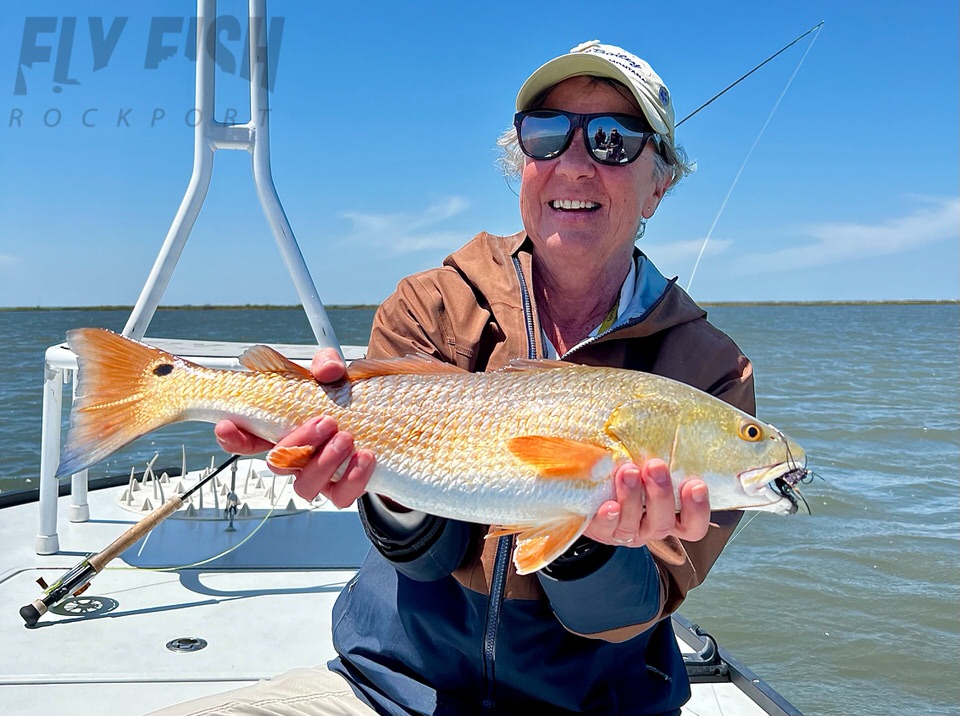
[519, 76, 671, 271]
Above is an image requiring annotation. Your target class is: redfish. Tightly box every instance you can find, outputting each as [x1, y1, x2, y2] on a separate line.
[57, 328, 808, 574]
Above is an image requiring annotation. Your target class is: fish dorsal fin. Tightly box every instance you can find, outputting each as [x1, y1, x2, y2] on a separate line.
[346, 354, 467, 381]
[239, 345, 315, 381]
[508, 436, 613, 479]
[501, 358, 571, 373]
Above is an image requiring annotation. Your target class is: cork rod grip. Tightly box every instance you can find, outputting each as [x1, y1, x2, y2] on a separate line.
[87, 495, 184, 572]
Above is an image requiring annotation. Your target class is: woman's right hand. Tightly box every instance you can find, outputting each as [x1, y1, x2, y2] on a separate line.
[213, 347, 376, 508]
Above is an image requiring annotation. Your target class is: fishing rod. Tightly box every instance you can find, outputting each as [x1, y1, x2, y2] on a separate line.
[20, 454, 240, 627]
[685, 21, 824, 291]
[676, 21, 824, 127]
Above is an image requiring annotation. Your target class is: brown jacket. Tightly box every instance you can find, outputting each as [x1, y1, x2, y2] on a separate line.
[366, 231, 755, 639]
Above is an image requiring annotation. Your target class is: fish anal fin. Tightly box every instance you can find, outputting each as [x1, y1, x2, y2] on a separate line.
[503, 516, 591, 575]
[266, 444, 315, 471]
[508, 436, 612, 479]
[487, 523, 525, 539]
[647, 537, 687, 566]
[346, 354, 466, 381]
[240, 345, 315, 381]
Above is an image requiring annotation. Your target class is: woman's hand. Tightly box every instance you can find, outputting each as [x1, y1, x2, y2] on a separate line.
[584, 459, 711, 547]
[213, 347, 376, 508]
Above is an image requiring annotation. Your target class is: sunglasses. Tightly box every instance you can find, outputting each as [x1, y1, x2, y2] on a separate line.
[514, 109, 661, 166]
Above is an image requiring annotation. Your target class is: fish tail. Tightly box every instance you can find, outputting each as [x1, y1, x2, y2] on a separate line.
[56, 328, 190, 477]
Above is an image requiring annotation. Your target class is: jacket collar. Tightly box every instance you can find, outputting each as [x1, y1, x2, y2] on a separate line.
[505, 234, 707, 343]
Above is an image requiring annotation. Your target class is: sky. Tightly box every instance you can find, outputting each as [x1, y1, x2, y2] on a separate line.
[0, 0, 957, 308]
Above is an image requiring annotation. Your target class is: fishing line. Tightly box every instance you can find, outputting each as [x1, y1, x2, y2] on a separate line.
[105, 459, 328, 573]
[503, 172, 520, 198]
[685, 22, 824, 292]
[725, 510, 762, 547]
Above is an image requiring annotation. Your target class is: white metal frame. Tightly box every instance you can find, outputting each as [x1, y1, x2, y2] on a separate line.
[35, 0, 340, 554]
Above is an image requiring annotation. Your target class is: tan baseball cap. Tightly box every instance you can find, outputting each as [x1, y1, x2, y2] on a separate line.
[515, 40, 675, 144]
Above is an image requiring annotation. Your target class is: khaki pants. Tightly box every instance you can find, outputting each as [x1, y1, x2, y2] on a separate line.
[147, 667, 379, 716]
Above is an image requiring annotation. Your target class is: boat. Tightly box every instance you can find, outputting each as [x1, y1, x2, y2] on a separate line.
[0, 2, 803, 713]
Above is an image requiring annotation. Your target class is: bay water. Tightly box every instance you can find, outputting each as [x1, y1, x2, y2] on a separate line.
[1, 303, 957, 715]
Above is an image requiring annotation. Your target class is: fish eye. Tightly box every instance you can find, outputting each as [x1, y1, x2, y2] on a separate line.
[738, 421, 764, 442]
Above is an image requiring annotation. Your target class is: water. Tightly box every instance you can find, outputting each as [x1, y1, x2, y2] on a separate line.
[1, 304, 957, 715]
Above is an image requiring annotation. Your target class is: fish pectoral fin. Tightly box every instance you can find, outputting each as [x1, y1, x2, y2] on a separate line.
[647, 537, 687, 566]
[266, 444, 315, 471]
[507, 436, 613, 479]
[488, 516, 591, 575]
[239, 345, 315, 381]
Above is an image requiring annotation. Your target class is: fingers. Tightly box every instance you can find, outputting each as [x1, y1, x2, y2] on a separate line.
[310, 347, 348, 383]
[583, 499, 625, 544]
[584, 459, 712, 549]
[272, 416, 338, 460]
[215, 419, 275, 455]
[272, 416, 376, 509]
[327, 449, 376, 508]
[637, 460, 677, 541]
[675, 479, 711, 541]
[583, 462, 647, 545]
[215, 342, 369, 510]
[611, 464, 643, 544]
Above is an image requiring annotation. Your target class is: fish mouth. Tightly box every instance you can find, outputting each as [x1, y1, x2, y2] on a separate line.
[738, 462, 812, 515]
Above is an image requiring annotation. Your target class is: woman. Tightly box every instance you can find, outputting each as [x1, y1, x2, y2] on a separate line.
[166, 41, 755, 716]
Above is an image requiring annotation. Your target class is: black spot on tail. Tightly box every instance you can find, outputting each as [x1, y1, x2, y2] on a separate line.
[154, 363, 174, 376]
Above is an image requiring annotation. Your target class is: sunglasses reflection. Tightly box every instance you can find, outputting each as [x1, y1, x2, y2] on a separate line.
[515, 111, 656, 166]
[592, 126, 626, 163]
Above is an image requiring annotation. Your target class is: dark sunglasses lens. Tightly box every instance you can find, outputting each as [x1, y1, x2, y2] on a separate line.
[519, 113, 573, 159]
[586, 116, 651, 165]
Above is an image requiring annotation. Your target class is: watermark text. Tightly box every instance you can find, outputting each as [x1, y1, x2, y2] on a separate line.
[13, 15, 284, 96]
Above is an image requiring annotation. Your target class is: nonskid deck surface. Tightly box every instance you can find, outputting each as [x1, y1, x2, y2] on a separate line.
[0, 460, 780, 715]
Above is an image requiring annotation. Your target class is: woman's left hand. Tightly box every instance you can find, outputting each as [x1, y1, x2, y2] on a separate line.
[584, 459, 711, 546]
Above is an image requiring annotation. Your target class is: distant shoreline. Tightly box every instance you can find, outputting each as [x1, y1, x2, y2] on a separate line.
[1, 300, 956, 312]
[0, 304, 380, 312]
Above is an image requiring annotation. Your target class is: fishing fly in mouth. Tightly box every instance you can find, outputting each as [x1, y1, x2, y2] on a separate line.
[774, 464, 813, 514]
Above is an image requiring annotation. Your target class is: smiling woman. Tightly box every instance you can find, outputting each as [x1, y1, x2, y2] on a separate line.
[517, 76, 675, 354]
[159, 40, 761, 716]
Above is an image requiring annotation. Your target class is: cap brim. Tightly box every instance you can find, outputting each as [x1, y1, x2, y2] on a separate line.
[515, 54, 670, 137]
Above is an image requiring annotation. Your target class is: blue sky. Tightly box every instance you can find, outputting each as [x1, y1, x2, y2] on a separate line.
[1, 0, 957, 307]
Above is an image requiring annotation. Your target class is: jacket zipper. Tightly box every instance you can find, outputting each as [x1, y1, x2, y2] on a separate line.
[562, 276, 677, 360]
[481, 534, 513, 712]
[479, 257, 540, 713]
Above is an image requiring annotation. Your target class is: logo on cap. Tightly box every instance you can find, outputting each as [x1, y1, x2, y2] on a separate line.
[658, 85, 670, 107]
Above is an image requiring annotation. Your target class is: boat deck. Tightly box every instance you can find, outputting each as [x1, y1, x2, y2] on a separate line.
[0, 459, 792, 714]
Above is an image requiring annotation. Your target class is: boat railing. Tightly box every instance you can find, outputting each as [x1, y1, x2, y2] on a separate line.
[35, 0, 344, 554]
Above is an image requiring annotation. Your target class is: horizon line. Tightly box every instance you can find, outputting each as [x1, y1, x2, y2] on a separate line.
[1, 299, 958, 312]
